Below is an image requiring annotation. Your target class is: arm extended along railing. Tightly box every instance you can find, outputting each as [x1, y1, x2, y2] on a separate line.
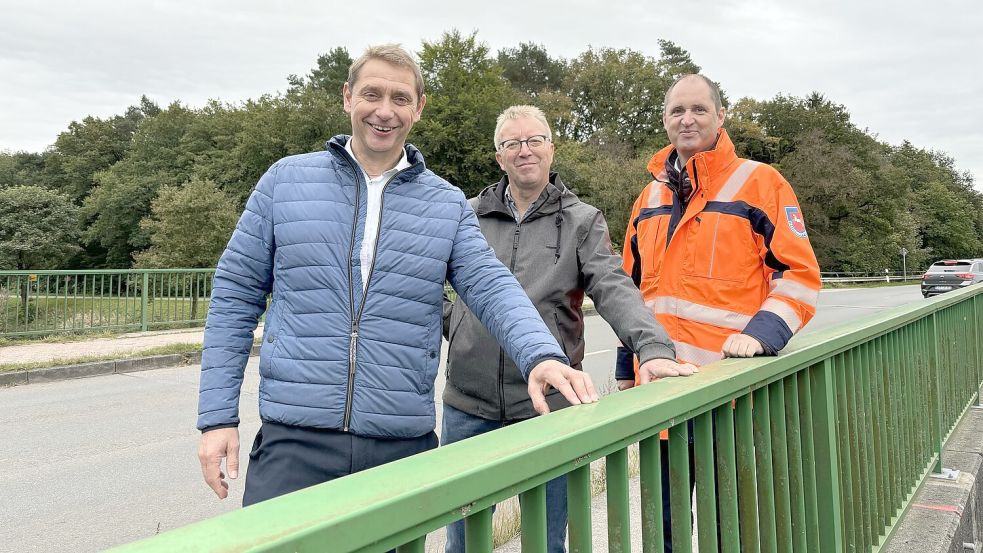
[113, 284, 983, 553]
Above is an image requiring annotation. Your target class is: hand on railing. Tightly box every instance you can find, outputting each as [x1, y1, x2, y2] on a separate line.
[617, 358, 700, 390]
[639, 358, 699, 383]
[198, 427, 240, 499]
[528, 360, 599, 415]
[721, 333, 765, 358]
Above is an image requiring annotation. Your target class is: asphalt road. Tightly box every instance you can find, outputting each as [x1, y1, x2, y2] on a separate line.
[0, 285, 923, 552]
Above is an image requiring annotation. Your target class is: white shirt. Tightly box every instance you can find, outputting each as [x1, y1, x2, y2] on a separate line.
[345, 139, 411, 291]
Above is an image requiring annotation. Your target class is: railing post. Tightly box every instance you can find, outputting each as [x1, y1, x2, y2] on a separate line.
[810, 360, 844, 552]
[929, 313, 944, 473]
[974, 293, 982, 406]
[140, 271, 149, 332]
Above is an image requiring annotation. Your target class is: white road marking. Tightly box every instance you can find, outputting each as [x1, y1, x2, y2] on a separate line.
[584, 349, 612, 356]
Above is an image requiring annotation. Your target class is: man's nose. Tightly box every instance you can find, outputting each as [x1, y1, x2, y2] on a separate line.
[376, 97, 395, 118]
[680, 109, 696, 125]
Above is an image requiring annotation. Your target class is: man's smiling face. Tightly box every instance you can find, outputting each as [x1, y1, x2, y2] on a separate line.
[343, 58, 425, 169]
[663, 75, 725, 163]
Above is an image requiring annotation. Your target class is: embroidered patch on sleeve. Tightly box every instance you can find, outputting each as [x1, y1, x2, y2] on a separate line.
[785, 206, 808, 237]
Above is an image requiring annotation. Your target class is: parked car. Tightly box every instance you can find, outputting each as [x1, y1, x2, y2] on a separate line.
[921, 259, 983, 298]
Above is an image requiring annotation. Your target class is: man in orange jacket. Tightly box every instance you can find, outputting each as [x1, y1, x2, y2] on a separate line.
[618, 74, 821, 550]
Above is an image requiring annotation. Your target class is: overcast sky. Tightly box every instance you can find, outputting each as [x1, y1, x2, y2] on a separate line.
[2, 1, 981, 187]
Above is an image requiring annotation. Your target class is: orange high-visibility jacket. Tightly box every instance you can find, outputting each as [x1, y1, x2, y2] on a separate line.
[622, 129, 821, 368]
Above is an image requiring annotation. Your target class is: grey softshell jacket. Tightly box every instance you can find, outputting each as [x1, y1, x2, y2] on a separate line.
[442, 174, 675, 420]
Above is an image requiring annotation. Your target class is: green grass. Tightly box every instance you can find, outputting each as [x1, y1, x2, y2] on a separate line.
[0, 329, 125, 347]
[0, 295, 209, 339]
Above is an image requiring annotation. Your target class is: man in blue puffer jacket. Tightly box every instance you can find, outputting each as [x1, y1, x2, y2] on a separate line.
[196, 44, 597, 506]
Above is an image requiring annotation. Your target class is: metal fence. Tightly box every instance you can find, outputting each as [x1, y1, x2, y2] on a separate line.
[0, 269, 215, 337]
[111, 283, 983, 553]
[820, 271, 912, 283]
[0, 267, 926, 339]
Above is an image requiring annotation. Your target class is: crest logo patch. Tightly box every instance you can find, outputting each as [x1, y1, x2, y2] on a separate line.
[785, 206, 808, 237]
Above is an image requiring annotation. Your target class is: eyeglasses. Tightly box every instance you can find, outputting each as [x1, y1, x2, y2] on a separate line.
[497, 135, 551, 152]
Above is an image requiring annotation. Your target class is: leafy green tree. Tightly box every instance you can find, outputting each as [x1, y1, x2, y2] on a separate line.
[133, 178, 239, 268]
[565, 47, 666, 154]
[0, 151, 46, 188]
[745, 93, 859, 162]
[412, 30, 518, 196]
[42, 98, 154, 202]
[654, 39, 701, 83]
[83, 102, 197, 266]
[288, 47, 353, 96]
[133, 178, 240, 318]
[725, 98, 782, 163]
[0, 186, 79, 271]
[497, 42, 568, 97]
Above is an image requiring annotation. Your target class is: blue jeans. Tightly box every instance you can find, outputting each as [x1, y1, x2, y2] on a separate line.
[441, 404, 568, 553]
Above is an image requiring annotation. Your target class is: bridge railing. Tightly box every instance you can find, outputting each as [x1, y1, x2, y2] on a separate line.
[820, 271, 912, 283]
[0, 269, 215, 337]
[111, 284, 983, 553]
[0, 267, 923, 338]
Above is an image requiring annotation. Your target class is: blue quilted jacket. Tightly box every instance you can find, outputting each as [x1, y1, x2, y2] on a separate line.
[197, 136, 568, 438]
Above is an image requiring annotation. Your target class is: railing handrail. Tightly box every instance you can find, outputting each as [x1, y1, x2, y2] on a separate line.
[110, 283, 983, 552]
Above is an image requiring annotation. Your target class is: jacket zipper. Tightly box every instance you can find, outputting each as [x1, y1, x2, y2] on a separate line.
[664, 162, 701, 252]
[499, 222, 522, 419]
[341, 157, 414, 432]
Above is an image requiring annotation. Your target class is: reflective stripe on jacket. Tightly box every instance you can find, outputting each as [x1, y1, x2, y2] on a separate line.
[622, 129, 821, 368]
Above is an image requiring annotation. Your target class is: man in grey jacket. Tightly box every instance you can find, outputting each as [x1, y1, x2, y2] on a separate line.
[441, 105, 697, 553]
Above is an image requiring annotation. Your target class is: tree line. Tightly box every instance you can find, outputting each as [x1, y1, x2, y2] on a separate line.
[1, 30, 980, 274]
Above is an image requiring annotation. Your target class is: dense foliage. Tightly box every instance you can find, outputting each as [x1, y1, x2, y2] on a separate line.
[1, 30, 979, 273]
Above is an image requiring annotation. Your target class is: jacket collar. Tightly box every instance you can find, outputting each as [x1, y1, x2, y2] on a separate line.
[326, 135, 426, 182]
[646, 128, 739, 197]
[475, 173, 577, 220]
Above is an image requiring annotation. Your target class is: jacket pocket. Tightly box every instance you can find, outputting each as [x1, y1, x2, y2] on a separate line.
[683, 213, 754, 283]
[640, 217, 667, 284]
[418, 310, 442, 395]
[551, 310, 569, 356]
[247, 427, 264, 461]
[444, 305, 466, 380]
[259, 302, 284, 379]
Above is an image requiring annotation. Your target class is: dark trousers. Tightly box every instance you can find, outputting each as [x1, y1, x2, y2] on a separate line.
[242, 421, 439, 507]
[660, 438, 695, 552]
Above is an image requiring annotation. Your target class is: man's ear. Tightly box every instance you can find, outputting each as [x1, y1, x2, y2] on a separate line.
[413, 93, 427, 122]
[343, 82, 353, 113]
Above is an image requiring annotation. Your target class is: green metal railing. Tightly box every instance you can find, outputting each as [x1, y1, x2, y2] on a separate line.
[112, 284, 983, 553]
[0, 269, 215, 337]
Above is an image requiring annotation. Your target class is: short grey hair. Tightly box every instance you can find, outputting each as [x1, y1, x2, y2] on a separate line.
[663, 74, 723, 113]
[348, 43, 425, 100]
[493, 105, 552, 149]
